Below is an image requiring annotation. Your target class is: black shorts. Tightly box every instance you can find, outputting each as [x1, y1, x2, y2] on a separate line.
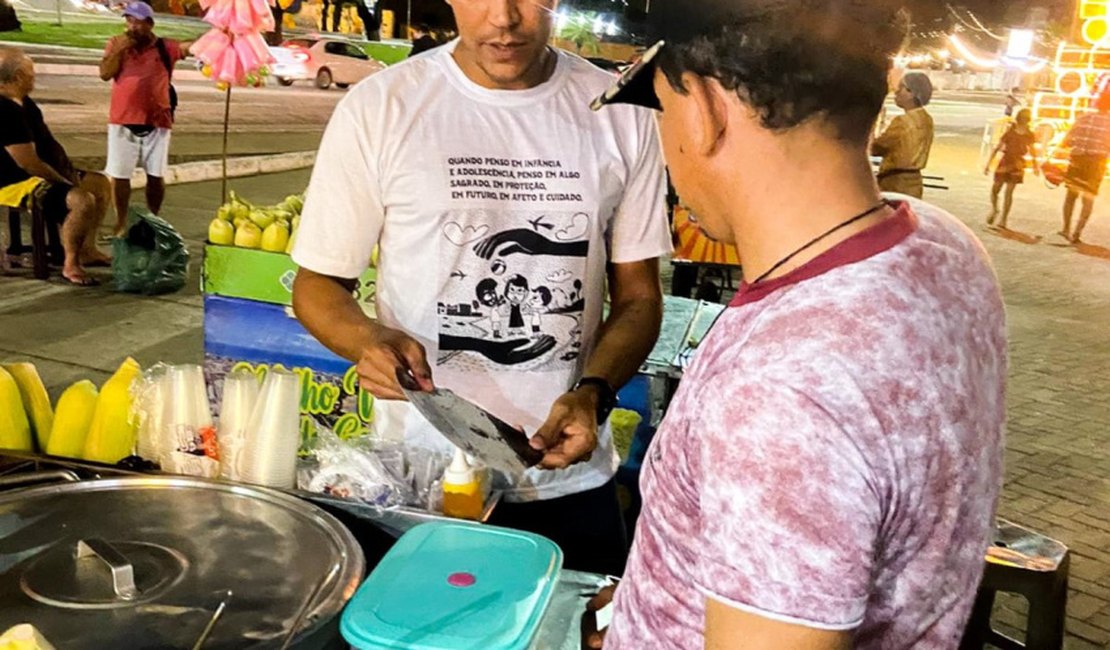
[35, 181, 73, 224]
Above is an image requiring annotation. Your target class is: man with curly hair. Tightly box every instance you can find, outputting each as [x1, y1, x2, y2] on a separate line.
[587, 1, 1006, 648]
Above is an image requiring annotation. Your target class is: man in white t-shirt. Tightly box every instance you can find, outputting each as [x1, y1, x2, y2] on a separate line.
[586, 0, 1006, 648]
[291, 0, 670, 574]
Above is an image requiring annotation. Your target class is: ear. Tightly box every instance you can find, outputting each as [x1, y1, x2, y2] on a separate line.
[681, 72, 728, 157]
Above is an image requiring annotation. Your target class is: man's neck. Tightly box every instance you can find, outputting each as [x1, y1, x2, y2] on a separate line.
[721, 136, 890, 285]
[0, 87, 23, 104]
[131, 34, 155, 49]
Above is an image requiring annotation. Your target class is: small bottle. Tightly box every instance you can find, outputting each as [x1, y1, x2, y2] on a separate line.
[465, 453, 491, 503]
[443, 448, 484, 521]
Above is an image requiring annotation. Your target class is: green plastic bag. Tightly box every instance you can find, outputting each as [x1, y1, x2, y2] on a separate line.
[112, 207, 190, 295]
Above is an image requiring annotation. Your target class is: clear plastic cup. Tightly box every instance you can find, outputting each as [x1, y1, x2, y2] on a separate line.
[239, 369, 300, 489]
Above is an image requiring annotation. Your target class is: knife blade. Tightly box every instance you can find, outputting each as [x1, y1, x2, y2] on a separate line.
[396, 368, 545, 473]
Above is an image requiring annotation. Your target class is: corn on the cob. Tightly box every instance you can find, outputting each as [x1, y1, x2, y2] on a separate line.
[3, 363, 54, 452]
[83, 358, 142, 465]
[46, 380, 98, 459]
[0, 367, 33, 452]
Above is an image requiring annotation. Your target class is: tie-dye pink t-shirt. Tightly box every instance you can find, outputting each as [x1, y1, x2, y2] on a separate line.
[607, 200, 1006, 649]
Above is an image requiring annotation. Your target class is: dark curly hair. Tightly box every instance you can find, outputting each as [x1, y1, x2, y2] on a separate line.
[657, 2, 905, 143]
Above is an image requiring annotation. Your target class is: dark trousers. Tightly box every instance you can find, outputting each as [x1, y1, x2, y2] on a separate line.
[488, 478, 629, 576]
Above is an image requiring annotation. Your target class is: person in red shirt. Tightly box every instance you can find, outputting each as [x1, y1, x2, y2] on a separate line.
[1059, 94, 1110, 243]
[99, 2, 191, 236]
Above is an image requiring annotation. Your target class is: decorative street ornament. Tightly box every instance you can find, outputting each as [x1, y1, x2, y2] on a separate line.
[190, 0, 276, 88]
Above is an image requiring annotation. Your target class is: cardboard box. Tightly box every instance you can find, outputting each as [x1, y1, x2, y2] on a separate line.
[203, 295, 375, 449]
[202, 244, 376, 313]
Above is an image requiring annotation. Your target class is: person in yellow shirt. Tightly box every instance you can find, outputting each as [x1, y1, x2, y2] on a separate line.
[873, 72, 935, 198]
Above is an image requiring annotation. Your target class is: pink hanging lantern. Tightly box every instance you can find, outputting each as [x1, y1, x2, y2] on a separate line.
[190, 0, 275, 87]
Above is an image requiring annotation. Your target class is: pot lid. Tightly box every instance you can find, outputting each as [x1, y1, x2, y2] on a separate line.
[0, 476, 364, 649]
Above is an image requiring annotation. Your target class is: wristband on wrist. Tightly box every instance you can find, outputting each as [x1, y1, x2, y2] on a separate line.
[573, 376, 618, 425]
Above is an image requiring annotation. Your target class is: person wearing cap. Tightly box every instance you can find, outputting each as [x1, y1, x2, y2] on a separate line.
[872, 70, 935, 198]
[290, 0, 670, 575]
[588, 1, 1005, 648]
[99, 2, 191, 236]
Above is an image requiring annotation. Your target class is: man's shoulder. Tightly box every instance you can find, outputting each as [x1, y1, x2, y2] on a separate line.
[0, 96, 25, 121]
[556, 49, 630, 99]
[346, 52, 443, 103]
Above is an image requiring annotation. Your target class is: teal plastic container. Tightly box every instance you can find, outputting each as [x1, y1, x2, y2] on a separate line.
[340, 521, 563, 650]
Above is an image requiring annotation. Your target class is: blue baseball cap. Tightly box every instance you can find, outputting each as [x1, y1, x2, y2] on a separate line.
[122, 2, 155, 23]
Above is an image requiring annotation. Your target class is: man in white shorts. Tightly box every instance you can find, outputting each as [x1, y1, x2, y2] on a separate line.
[99, 2, 189, 235]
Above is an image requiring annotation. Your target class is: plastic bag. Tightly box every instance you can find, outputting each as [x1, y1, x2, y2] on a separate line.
[298, 428, 416, 508]
[112, 207, 190, 295]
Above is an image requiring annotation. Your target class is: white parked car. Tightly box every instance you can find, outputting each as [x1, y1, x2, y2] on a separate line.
[270, 37, 386, 90]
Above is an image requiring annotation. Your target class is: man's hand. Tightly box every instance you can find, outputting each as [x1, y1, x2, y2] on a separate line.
[530, 386, 600, 469]
[109, 34, 134, 52]
[100, 35, 134, 80]
[583, 584, 617, 649]
[355, 325, 434, 400]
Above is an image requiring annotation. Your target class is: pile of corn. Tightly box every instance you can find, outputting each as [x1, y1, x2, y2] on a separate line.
[0, 358, 141, 464]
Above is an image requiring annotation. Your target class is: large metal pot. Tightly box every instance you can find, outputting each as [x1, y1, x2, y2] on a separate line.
[0, 476, 364, 649]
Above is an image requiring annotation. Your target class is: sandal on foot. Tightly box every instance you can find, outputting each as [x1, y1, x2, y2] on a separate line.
[61, 274, 100, 287]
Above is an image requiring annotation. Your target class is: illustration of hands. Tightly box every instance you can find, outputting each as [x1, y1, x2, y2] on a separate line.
[440, 334, 557, 365]
[473, 229, 588, 260]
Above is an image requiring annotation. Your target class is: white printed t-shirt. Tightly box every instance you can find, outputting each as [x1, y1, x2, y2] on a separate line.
[608, 200, 1007, 649]
[292, 43, 671, 502]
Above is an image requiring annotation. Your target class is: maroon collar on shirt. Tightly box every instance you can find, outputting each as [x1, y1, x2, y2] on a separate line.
[729, 201, 918, 308]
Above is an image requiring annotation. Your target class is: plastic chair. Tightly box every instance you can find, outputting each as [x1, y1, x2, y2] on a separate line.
[5, 198, 61, 281]
[960, 519, 1070, 650]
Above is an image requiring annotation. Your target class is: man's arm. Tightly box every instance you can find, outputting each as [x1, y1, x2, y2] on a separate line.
[530, 258, 663, 469]
[984, 141, 1003, 175]
[4, 143, 73, 185]
[100, 36, 130, 81]
[870, 116, 903, 157]
[584, 258, 663, 388]
[705, 598, 853, 650]
[292, 267, 433, 401]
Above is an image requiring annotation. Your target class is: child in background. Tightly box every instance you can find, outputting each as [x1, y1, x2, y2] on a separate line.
[985, 108, 1039, 229]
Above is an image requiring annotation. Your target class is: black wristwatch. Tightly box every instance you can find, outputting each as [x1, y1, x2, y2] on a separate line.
[573, 377, 618, 425]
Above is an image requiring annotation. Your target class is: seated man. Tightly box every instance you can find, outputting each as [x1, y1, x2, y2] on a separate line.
[0, 45, 110, 286]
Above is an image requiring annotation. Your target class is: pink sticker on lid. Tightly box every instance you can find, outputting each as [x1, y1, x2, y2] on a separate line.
[447, 572, 476, 588]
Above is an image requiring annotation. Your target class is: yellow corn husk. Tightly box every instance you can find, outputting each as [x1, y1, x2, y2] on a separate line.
[0, 367, 33, 451]
[46, 380, 99, 459]
[83, 357, 142, 465]
[0, 623, 57, 650]
[3, 362, 54, 452]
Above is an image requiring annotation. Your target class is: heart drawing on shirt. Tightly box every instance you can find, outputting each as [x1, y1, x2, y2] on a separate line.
[555, 213, 589, 241]
[444, 223, 491, 246]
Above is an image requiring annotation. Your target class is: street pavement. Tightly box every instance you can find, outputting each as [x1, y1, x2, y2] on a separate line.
[1, 88, 1109, 646]
[29, 72, 343, 168]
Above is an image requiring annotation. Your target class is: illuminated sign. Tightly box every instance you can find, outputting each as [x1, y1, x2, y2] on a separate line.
[1007, 29, 1035, 58]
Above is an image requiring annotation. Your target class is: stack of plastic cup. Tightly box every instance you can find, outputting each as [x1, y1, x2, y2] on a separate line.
[218, 370, 260, 481]
[238, 369, 301, 489]
[134, 366, 168, 463]
[162, 365, 219, 478]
